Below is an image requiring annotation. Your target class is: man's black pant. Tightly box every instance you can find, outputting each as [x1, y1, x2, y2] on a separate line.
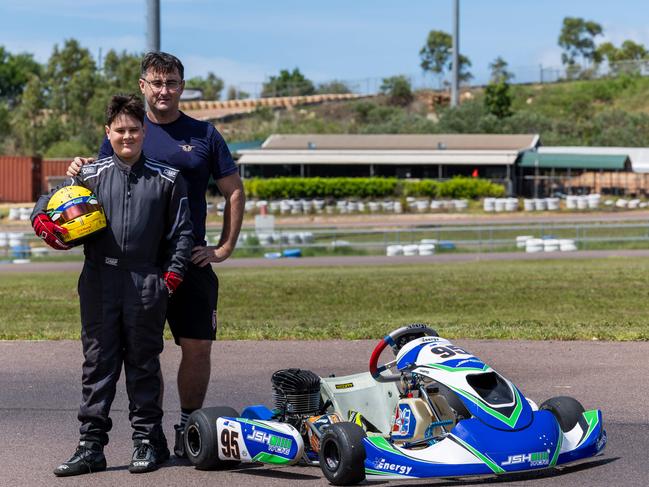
[77, 260, 168, 446]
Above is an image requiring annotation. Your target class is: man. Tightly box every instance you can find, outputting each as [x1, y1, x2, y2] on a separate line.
[34, 94, 193, 475]
[67, 52, 245, 457]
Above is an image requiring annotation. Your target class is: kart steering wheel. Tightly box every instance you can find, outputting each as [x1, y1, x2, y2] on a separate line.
[369, 324, 439, 382]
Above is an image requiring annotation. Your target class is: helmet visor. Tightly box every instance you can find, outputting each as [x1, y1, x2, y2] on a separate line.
[59, 203, 103, 224]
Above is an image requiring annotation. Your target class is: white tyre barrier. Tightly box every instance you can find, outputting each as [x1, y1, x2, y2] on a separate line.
[516, 235, 534, 248]
[534, 199, 547, 211]
[505, 198, 519, 212]
[386, 245, 403, 256]
[546, 198, 560, 211]
[559, 239, 577, 252]
[418, 243, 435, 256]
[543, 239, 560, 252]
[615, 198, 628, 208]
[402, 244, 419, 256]
[483, 198, 495, 212]
[525, 238, 544, 253]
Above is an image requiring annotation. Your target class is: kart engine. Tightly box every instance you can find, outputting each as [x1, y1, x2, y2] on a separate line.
[272, 368, 321, 423]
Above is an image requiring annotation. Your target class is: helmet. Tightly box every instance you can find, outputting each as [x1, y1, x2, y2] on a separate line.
[46, 185, 107, 245]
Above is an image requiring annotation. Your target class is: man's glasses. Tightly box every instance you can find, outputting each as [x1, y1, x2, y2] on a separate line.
[140, 78, 182, 92]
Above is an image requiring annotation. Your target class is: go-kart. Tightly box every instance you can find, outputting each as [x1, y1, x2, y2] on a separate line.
[183, 324, 606, 485]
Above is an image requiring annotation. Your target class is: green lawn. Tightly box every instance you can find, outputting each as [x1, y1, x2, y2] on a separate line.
[1, 258, 649, 341]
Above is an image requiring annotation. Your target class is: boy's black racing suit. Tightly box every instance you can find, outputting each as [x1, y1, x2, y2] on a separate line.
[32, 154, 193, 445]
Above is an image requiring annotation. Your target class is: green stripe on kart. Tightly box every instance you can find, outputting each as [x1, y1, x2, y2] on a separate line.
[428, 363, 490, 373]
[253, 452, 292, 464]
[365, 467, 404, 479]
[578, 410, 600, 447]
[236, 417, 280, 430]
[448, 384, 524, 428]
[550, 421, 563, 467]
[452, 435, 505, 474]
[367, 436, 401, 454]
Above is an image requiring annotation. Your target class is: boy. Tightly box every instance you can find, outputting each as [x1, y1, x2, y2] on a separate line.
[31, 94, 193, 475]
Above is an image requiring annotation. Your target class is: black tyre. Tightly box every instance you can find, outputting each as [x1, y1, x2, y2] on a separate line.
[319, 422, 367, 486]
[540, 396, 585, 432]
[184, 406, 241, 470]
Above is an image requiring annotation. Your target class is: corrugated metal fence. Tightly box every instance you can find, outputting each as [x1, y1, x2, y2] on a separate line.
[0, 157, 41, 202]
[0, 157, 71, 203]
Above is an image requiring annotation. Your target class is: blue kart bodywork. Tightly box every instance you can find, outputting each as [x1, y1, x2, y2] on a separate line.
[185, 325, 607, 485]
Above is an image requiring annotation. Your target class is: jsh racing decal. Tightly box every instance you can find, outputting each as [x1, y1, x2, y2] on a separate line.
[501, 451, 550, 467]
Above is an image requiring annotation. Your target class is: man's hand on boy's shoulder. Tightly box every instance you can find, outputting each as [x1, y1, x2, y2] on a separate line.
[191, 244, 233, 267]
[67, 157, 95, 177]
[32, 214, 71, 250]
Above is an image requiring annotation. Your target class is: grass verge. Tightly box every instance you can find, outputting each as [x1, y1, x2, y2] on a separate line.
[1, 258, 649, 341]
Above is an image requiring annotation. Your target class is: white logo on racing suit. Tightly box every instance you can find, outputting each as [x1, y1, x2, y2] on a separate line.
[375, 458, 413, 475]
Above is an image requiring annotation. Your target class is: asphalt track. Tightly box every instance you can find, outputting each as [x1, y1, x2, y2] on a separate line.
[5, 249, 649, 274]
[1, 339, 647, 486]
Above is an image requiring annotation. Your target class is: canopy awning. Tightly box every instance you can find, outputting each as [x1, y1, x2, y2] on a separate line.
[520, 152, 630, 170]
[237, 149, 521, 166]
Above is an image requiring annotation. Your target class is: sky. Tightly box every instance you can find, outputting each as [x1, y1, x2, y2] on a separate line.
[2, 0, 649, 96]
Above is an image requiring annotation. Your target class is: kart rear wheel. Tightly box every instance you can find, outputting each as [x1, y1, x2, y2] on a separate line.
[540, 396, 585, 432]
[185, 406, 241, 470]
[319, 422, 367, 485]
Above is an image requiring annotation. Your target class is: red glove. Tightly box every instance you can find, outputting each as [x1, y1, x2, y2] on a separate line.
[163, 271, 183, 296]
[32, 214, 71, 250]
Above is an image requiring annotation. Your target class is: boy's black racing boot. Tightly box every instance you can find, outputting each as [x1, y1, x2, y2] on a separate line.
[129, 438, 170, 473]
[173, 424, 186, 458]
[53, 440, 106, 477]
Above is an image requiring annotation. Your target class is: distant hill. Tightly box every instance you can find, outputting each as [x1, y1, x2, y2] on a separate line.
[220, 75, 649, 148]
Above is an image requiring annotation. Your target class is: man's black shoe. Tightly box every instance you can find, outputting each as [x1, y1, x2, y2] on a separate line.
[173, 424, 186, 458]
[129, 439, 170, 473]
[53, 441, 107, 477]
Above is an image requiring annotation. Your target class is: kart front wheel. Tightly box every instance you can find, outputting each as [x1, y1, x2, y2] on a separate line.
[185, 406, 241, 470]
[319, 422, 367, 485]
[540, 396, 585, 432]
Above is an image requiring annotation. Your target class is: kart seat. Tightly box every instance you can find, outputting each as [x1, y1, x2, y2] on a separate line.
[320, 371, 400, 435]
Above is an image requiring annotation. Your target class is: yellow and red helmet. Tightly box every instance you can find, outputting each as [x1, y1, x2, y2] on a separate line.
[46, 185, 107, 245]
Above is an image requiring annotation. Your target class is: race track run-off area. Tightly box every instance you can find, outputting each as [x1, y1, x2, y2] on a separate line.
[1, 339, 647, 486]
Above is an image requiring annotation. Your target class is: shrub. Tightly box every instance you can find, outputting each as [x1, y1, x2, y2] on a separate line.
[244, 177, 504, 200]
[437, 176, 505, 198]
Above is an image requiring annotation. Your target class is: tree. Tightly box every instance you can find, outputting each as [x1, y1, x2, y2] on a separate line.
[226, 86, 249, 100]
[9, 74, 47, 154]
[595, 39, 649, 75]
[420, 30, 472, 86]
[450, 54, 473, 84]
[380, 75, 414, 107]
[102, 49, 142, 92]
[484, 81, 512, 118]
[420, 30, 452, 75]
[261, 68, 315, 97]
[558, 17, 603, 66]
[316, 80, 351, 94]
[186, 72, 224, 100]
[488, 56, 514, 83]
[0, 46, 42, 105]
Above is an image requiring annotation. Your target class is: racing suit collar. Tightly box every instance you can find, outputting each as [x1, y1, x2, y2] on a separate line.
[112, 154, 145, 175]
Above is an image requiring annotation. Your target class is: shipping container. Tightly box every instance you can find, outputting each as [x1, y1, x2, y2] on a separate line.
[41, 158, 72, 192]
[0, 156, 42, 202]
